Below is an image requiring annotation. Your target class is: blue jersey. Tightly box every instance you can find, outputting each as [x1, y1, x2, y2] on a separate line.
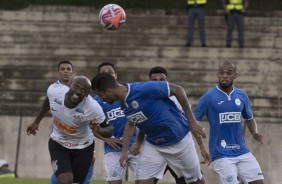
[194, 86, 252, 161]
[121, 81, 189, 146]
[94, 96, 137, 154]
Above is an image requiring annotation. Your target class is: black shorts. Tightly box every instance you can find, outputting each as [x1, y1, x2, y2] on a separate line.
[48, 138, 95, 183]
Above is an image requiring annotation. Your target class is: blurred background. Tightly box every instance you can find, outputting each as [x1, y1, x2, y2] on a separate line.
[0, 0, 281, 183]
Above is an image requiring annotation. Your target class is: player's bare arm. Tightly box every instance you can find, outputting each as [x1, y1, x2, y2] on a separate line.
[92, 128, 122, 150]
[169, 82, 206, 138]
[130, 130, 145, 156]
[245, 118, 263, 146]
[26, 97, 50, 135]
[90, 120, 114, 138]
[193, 133, 211, 166]
[120, 120, 135, 167]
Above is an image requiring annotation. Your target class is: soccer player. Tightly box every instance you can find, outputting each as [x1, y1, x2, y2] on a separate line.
[27, 61, 75, 133]
[91, 73, 209, 184]
[193, 61, 264, 184]
[27, 76, 113, 184]
[93, 62, 138, 184]
[26, 61, 95, 184]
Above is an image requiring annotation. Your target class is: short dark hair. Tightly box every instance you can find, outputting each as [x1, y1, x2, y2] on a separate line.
[149, 66, 168, 78]
[91, 73, 118, 91]
[58, 61, 73, 71]
[97, 62, 116, 73]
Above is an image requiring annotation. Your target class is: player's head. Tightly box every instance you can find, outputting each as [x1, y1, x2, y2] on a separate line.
[217, 60, 237, 89]
[57, 61, 74, 85]
[91, 73, 119, 104]
[97, 62, 117, 79]
[149, 66, 168, 81]
[67, 76, 91, 106]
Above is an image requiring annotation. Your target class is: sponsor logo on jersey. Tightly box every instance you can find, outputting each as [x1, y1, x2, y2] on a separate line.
[75, 108, 85, 114]
[62, 142, 79, 147]
[220, 140, 241, 149]
[219, 112, 241, 124]
[127, 111, 148, 123]
[218, 101, 225, 105]
[106, 107, 125, 121]
[51, 107, 57, 111]
[54, 98, 62, 105]
[53, 118, 76, 133]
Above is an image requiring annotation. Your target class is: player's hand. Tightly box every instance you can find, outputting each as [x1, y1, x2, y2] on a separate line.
[130, 142, 142, 155]
[200, 148, 211, 166]
[26, 122, 39, 136]
[104, 138, 123, 150]
[89, 120, 100, 133]
[253, 133, 263, 147]
[190, 121, 206, 139]
[119, 152, 127, 168]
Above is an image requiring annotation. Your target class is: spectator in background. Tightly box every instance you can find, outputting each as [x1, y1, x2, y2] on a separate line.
[185, 0, 207, 47]
[0, 160, 15, 178]
[223, 0, 249, 48]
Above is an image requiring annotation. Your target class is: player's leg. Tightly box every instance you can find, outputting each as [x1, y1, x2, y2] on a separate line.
[236, 13, 244, 48]
[71, 142, 94, 184]
[187, 8, 197, 46]
[48, 138, 73, 184]
[50, 174, 58, 184]
[135, 140, 166, 184]
[83, 163, 94, 184]
[160, 132, 203, 184]
[166, 166, 186, 184]
[212, 157, 239, 184]
[237, 152, 264, 184]
[226, 13, 235, 47]
[104, 152, 125, 184]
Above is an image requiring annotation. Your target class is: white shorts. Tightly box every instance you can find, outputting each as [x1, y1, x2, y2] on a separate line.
[212, 152, 264, 184]
[104, 151, 138, 181]
[135, 132, 202, 183]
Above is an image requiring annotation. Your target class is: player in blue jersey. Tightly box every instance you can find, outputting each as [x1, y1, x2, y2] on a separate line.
[194, 61, 264, 184]
[93, 62, 138, 184]
[91, 73, 209, 184]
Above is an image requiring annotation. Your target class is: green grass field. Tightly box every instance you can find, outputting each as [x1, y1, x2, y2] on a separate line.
[0, 178, 173, 184]
[0, 178, 127, 184]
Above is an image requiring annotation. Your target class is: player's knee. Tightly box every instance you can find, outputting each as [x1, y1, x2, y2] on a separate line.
[57, 175, 73, 184]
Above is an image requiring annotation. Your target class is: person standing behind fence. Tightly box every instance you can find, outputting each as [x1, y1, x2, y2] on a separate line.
[185, 0, 207, 47]
[223, 0, 248, 48]
[194, 61, 264, 184]
[0, 160, 15, 179]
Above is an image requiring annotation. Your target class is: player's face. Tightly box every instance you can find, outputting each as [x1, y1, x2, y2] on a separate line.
[150, 73, 167, 81]
[58, 63, 74, 85]
[96, 89, 115, 104]
[217, 64, 237, 89]
[68, 79, 91, 104]
[99, 65, 117, 79]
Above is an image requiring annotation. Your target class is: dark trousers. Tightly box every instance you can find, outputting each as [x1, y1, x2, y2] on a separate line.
[187, 7, 206, 45]
[226, 12, 245, 48]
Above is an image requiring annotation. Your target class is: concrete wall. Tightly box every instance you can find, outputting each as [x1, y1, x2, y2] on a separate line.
[0, 116, 281, 183]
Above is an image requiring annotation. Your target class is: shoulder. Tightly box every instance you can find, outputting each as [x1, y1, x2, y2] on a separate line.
[234, 87, 249, 98]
